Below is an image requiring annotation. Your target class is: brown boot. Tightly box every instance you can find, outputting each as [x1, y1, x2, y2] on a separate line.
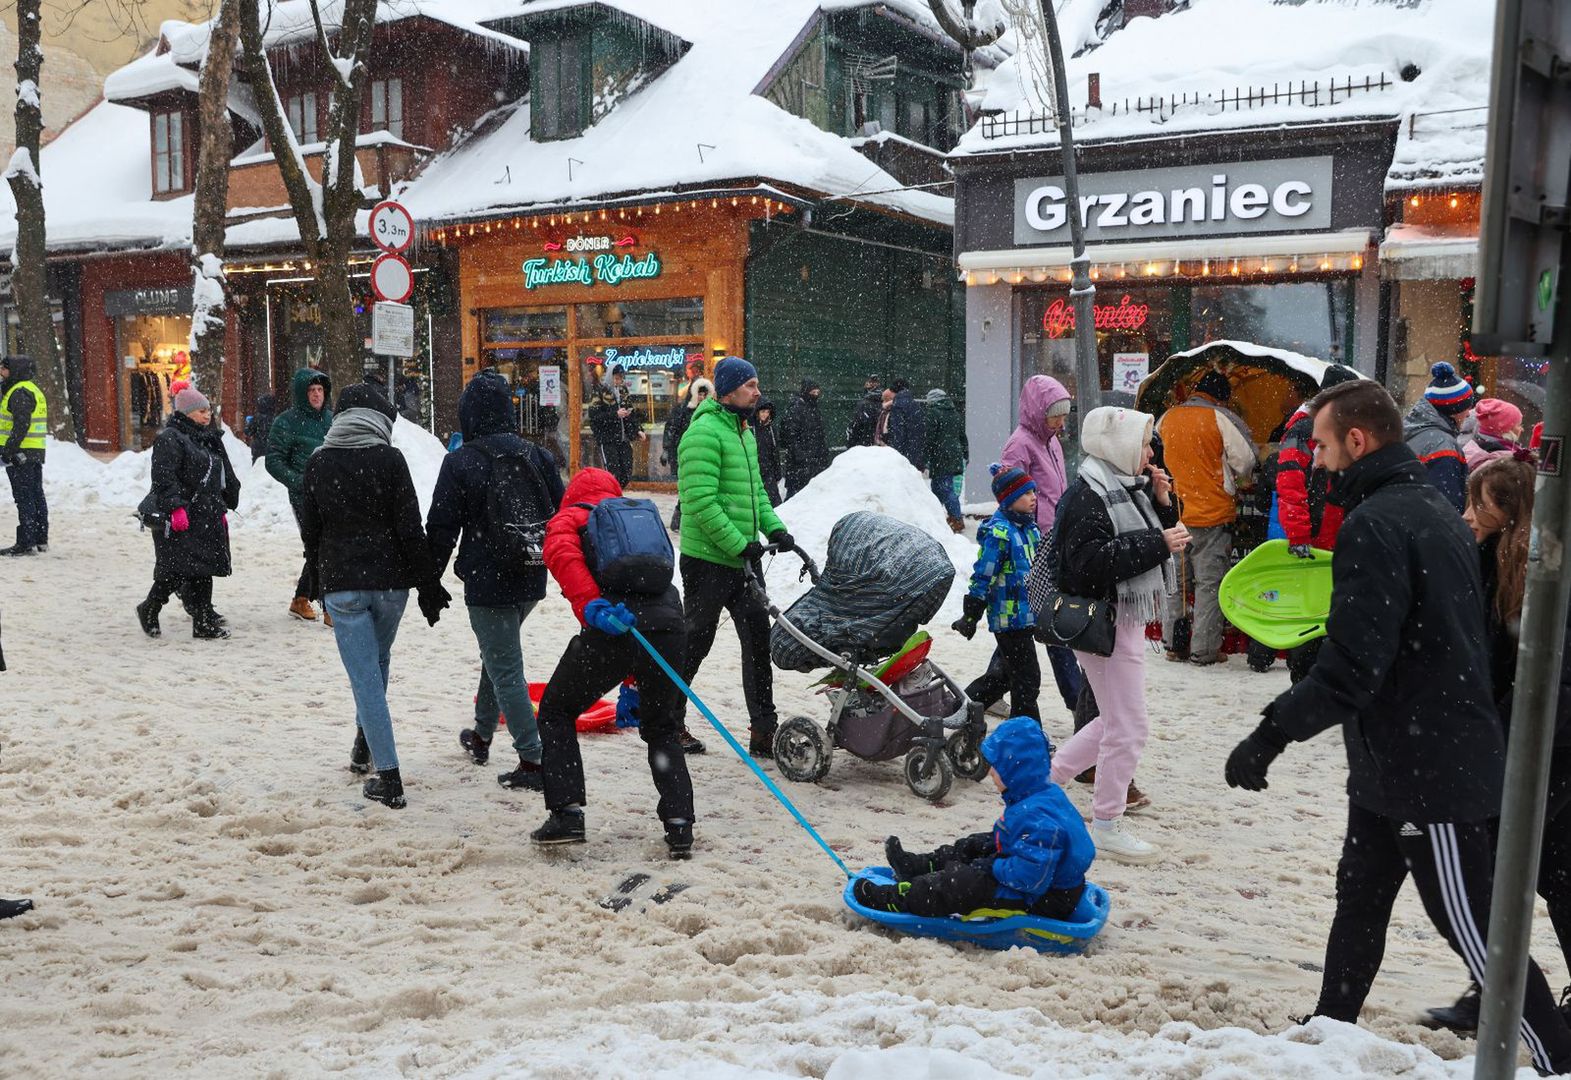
[288, 596, 318, 621]
[1075, 766, 1096, 785]
[1126, 782, 1151, 812]
[322, 606, 333, 629]
[947, 515, 965, 534]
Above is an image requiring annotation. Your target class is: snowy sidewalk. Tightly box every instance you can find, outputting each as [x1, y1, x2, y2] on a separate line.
[0, 501, 1553, 1077]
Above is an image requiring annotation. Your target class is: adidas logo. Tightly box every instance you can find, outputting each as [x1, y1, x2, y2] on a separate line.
[1399, 822, 1422, 838]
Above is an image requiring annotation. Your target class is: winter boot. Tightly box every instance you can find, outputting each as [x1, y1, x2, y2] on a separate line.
[0, 897, 33, 920]
[459, 728, 492, 766]
[665, 819, 694, 860]
[1090, 817, 1160, 865]
[884, 836, 933, 882]
[1075, 766, 1096, 786]
[1125, 782, 1152, 813]
[136, 597, 163, 639]
[288, 596, 318, 621]
[497, 758, 544, 791]
[322, 606, 333, 629]
[349, 728, 371, 775]
[946, 515, 965, 534]
[748, 725, 775, 759]
[852, 878, 909, 913]
[679, 728, 707, 755]
[1424, 982, 1481, 1033]
[363, 768, 406, 810]
[192, 612, 230, 640]
[531, 807, 586, 846]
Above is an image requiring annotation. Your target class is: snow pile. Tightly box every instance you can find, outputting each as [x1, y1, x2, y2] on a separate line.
[765, 446, 976, 616]
[2, 420, 445, 531]
[447, 992, 1517, 1079]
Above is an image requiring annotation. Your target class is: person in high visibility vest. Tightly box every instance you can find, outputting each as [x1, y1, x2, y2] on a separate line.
[0, 355, 48, 556]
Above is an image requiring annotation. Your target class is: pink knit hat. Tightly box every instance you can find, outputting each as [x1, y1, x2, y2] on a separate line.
[1475, 398, 1523, 438]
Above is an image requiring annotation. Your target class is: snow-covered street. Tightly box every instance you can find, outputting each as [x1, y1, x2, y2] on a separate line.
[0, 485, 1554, 1077]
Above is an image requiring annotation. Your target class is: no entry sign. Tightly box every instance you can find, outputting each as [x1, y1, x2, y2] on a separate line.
[369, 200, 414, 254]
[371, 253, 414, 303]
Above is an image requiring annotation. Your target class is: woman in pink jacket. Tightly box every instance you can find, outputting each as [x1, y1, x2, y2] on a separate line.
[1463, 398, 1527, 471]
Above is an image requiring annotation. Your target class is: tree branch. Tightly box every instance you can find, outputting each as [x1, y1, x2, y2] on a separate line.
[238, 0, 325, 247]
[926, 0, 1008, 51]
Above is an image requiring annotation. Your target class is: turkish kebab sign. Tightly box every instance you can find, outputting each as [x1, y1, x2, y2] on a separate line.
[523, 233, 662, 291]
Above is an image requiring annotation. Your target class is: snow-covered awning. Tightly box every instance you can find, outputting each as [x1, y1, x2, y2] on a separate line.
[1379, 223, 1477, 281]
[958, 229, 1373, 281]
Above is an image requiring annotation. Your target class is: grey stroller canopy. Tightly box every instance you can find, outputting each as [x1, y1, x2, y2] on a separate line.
[770, 511, 956, 672]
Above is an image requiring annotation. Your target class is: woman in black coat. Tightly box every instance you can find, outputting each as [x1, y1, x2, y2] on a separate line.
[135, 387, 240, 640]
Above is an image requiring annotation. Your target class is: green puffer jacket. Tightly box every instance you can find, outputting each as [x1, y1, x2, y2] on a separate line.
[265, 368, 333, 501]
[677, 397, 785, 568]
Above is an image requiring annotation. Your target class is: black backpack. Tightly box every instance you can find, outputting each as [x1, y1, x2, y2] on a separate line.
[478, 445, 554, 569]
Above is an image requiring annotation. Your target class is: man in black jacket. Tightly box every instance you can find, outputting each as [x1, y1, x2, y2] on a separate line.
[427, 371, 565, 790]
[883, 378, 925, 470]
[1225, 380, 1571, 1074]
[779, 379, 829, 497]
[846, 374, 882, 448]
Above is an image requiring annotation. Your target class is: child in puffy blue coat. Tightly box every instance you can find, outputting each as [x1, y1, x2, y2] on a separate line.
[854, 716, 1095, 918]
[951, 463, 1043, 721]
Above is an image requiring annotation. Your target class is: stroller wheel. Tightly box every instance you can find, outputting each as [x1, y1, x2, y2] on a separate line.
[946, 729, 990, 782]
[774, 715, 832, 784]
[904, 746, 953, 803]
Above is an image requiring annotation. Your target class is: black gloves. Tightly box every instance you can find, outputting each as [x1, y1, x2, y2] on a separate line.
[952, 595, 986, 640]
[1225, 711, 1291, 791]
[1288, 544, 1315, 560]
[418, 581, 452, 627]
[740, 541, 765, 563]
[768, 530, 795, 552]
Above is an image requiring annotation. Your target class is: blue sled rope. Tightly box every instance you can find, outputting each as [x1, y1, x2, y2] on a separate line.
[625, 623, 851, 879]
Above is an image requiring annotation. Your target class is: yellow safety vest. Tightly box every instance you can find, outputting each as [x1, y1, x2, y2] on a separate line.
[0, 378, 47, 451]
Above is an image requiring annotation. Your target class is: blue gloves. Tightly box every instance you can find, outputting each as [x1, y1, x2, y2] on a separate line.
[584, 598, 636, 636]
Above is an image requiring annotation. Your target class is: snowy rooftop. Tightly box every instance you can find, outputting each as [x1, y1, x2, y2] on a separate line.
[398, 0, 958, 227]
[958, 0, 1494, 192]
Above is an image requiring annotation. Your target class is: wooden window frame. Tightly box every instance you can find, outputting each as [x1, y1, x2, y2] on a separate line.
[286, 91, 320, 144]
[533, 32, 588, 142]
[151, 109, 189, 196]
[369, 77, 404, 140]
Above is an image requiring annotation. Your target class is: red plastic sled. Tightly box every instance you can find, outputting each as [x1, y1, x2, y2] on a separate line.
[491, 683, 619, 734]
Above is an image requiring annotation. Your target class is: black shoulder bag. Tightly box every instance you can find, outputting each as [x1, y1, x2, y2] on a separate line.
[1026, 503, 1118, 658]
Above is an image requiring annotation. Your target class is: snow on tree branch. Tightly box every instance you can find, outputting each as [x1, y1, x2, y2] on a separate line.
[4, 147, 40, 188]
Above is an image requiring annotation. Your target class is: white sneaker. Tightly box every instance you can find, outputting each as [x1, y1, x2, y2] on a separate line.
[1091, 817, 1161, 865]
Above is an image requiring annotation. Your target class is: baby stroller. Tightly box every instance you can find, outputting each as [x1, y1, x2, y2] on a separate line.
[751, 511, 985, 802]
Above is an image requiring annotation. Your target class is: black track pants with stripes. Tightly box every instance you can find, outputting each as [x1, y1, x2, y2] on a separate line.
[1316, 802, 1571, 1075]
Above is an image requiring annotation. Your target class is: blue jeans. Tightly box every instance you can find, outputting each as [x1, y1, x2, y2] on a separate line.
[324, 589, 408, 772]
[1045, 644, 1085, 712]
[930, 473, 962, 519]
[469, 601, 542, 763]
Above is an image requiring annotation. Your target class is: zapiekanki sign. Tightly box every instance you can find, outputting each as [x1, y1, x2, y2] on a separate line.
[522, 251, 662, 290]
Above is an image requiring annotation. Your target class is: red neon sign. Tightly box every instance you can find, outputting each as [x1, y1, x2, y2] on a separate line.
[542, 235, 638, 253]
[1043, 294, 1151, 339]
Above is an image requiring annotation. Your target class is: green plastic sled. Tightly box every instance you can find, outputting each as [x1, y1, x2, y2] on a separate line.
[1218, 539, 1334, 650]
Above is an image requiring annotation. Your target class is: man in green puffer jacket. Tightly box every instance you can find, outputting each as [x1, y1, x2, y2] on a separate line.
[267, 368, 333, 622]
[677, 356, 793, 759]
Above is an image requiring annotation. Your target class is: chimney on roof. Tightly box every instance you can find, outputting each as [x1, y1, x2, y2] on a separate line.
[1088, 73, 1102, 110]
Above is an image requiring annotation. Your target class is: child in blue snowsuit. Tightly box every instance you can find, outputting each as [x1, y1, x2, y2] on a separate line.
[855, 716, 1095, 918]
[952, 463, 1042, 721]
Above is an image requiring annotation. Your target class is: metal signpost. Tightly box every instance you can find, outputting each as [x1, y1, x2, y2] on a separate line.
[1470, 2, 1571, 1076]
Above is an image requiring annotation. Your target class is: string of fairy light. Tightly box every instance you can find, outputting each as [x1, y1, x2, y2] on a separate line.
[427, 195, 798, 244]
[963, 252, 1367, 288]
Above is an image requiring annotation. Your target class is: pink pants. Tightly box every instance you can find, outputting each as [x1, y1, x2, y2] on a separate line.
[1050, 618, 1150, 822]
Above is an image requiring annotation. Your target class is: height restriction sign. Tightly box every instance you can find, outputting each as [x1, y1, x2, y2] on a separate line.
[371, 253, 414, 303]
[369, 200, 414, 254]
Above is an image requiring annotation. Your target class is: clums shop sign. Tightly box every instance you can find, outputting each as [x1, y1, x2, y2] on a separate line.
[522, 234, 662, 290]
[1013, 157, 1334, 244]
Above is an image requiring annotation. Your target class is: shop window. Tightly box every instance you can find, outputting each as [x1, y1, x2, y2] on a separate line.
[369, 78, 404, 140]
[117, 312, 194, 452]
[1190, 281, 1352, 365]
[533, 33, 587, 141]
[575, 297, 704, 339]
[286, 92, 319, 144]
[152, 110, 186, 194]
[483, 306, 568, 344]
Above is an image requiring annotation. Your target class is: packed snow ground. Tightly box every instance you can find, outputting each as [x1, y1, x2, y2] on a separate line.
[0, 450, 1559, 1077]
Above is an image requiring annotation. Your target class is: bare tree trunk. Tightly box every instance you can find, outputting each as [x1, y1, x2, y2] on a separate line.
[239, 0, 378, 396]
[5, 0, 73, 441]
[189, 0, 241, 420]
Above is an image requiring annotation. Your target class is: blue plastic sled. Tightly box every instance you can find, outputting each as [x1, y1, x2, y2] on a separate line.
[843, 867, 1112, 955]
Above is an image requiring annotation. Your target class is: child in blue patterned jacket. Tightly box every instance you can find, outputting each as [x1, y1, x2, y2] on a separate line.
[951, 463, 1042, 721]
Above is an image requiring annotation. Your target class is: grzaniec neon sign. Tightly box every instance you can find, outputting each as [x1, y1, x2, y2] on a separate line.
[1043, 294, 1151, 339]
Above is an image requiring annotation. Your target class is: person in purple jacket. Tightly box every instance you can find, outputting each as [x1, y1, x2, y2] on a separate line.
[999, 375, 1083, 712]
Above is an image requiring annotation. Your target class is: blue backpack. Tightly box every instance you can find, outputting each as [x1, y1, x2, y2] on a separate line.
[575, 498, 675, 594]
